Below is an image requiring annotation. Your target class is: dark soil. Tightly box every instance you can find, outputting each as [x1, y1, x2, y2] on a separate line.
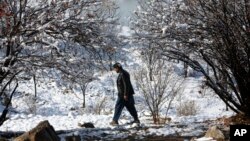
[223, 114, 250, 125]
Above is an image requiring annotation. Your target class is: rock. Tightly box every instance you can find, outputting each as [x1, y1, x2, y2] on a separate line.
[69, 107, 76, 111]
[78, 122, 95, 128]
[14, 120, 60, 141]
[204, 126, 225, 141]
[65, 135, 81, 141]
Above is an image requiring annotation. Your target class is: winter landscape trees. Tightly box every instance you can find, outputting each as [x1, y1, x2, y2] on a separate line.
[0, 0, 248, 140]
[0, 0, 120, 124]
[133, 0, 250, 117]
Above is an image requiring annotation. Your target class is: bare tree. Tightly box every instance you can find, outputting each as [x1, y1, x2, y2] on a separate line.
[0, 0, 121, 125]
[158, 0, 250, 116]
[0, 0, 101, 80]
[133, 0, 250, 117]
[134, 60, 183, 124]
[59, 62, 95, 108]
[132, 0, 190, 77]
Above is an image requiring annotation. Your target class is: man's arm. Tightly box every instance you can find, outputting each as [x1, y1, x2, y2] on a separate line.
[121, 73, 128, 100]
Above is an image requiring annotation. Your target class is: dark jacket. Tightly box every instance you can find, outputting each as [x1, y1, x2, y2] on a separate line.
[117, 69, 135, 97]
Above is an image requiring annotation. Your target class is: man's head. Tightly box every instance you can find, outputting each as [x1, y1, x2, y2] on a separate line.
[113, 62, 122, 73]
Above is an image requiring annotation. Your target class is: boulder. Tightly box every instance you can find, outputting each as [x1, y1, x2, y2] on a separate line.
[204, 126, 225, 141]
[14, 120, 60, 141]
[78, 122, 95, 128]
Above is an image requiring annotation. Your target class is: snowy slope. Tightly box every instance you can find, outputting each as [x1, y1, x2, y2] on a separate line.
[0, 27, 233, 140]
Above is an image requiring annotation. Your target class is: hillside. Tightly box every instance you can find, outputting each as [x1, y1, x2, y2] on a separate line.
[0, 26, 233, 140]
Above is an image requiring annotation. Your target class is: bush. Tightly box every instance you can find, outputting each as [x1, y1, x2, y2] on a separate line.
[176, 100, 199, 116]
[135, 61, 184, 124]
[93, 96, 108, 115]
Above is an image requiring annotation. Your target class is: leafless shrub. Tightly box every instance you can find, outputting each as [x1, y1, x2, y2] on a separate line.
[135, 60, 184, 124]
[176, 100, 199, 116]
[94, 96, 108, 115]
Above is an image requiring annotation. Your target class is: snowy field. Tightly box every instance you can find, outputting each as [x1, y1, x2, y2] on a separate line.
[0, 27, 234, 140]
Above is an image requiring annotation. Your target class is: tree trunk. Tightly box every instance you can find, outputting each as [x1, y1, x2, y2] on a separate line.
[206, 63, 209, 75]
[81, 86, 86, 108]
[149, 67, 153, 81]
[184, 62, 188, 77]
[33, 74, 37, 98]
[153, 114, 157, 124]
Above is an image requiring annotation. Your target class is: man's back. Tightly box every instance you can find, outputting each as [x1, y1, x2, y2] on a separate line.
[117, 69, 135, 97]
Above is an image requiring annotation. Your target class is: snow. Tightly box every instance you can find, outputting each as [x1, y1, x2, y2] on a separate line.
[176, 23, 189, 29]
[147, 126, 176, 136]
[0, 26, 234, 140]
[118, 26, 134, 37]
[195, 137, 215, 141]
[2, 114, 112, 132]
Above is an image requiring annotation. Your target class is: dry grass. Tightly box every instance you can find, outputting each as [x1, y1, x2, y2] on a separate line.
[176, 100, 199, 116]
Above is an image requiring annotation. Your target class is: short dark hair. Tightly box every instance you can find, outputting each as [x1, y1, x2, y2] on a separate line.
[113, 62, 122, 69]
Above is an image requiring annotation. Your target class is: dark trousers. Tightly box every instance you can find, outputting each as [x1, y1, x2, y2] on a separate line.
[113, 96, 139, 122]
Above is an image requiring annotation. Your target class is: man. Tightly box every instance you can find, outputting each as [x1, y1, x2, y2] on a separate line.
[110, 62, 140, 126]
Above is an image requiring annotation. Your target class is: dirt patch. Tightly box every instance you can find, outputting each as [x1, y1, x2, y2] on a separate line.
[217, 114, 250, 125]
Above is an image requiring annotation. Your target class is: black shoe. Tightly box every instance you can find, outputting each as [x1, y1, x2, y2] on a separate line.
[129, 120, 140, 124]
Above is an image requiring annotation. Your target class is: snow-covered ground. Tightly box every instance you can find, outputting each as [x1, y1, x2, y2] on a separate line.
[0, 27, 234, 140]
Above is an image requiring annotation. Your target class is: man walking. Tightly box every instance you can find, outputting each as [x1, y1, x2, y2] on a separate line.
[110, 63, 140, 126]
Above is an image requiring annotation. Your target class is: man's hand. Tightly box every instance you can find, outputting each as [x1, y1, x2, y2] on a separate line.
[124, 95, 128, 101]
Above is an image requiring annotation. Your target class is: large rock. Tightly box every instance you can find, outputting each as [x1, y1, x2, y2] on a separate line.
[204, 126, 225, 141]
[14, 120, 60, 141]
